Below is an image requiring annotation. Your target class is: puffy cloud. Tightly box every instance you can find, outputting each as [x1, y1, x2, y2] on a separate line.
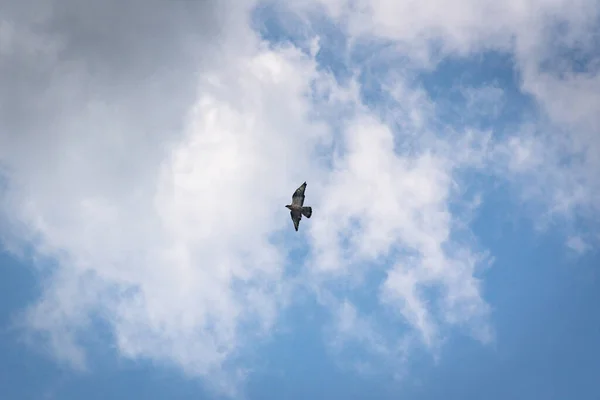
[308, 109, 493, 351]
[0, 0, 332, 392]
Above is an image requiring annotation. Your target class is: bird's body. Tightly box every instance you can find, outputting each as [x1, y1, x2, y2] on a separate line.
[285, 182, 312, 231]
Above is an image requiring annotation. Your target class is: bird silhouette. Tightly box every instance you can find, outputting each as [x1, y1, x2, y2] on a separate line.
[285, 182, 312, 231]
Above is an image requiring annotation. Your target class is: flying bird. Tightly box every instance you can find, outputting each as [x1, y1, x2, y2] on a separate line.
[285, 182, 312, 231]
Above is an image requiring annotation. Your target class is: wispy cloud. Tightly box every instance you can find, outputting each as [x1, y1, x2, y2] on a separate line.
[566, 236, 590, 255]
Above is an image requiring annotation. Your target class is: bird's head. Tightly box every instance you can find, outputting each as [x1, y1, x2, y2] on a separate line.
[285, 205, 291, 210]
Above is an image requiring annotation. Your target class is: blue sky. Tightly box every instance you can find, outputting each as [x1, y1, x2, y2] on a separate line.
[1, 1, 600, 399]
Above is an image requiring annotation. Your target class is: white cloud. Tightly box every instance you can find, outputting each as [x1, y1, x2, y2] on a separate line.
[0, 0, 335, 393]
[308, 112, 493, 349]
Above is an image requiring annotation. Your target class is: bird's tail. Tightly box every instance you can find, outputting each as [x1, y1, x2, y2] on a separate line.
[301, 206, 312, 218]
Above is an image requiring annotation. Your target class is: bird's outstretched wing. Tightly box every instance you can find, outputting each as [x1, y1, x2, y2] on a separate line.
[291, 182, 307, 207]
[290, 211, 301, 231]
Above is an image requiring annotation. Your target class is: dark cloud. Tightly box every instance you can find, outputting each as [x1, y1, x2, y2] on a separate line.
[0, 0, 231, 197]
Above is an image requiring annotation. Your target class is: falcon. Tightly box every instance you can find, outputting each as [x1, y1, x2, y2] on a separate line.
[285, 181, 312, 231]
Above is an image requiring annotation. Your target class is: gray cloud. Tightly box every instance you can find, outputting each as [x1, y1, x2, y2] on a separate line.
[0, 0, 232, 174]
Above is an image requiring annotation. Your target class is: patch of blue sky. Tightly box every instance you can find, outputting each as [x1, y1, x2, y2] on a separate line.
[252, 3, 351, 83]
[418, 51, 537, 136]
[410, 232, 600, 400]
[0, 253, 60, 399]
[245, 290, 416, 400]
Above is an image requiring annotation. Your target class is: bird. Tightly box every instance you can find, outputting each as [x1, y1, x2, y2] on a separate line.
[285, 181, 312, 231]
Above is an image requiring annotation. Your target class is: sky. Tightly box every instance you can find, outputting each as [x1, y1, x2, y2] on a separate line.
[0, 0, 599, 399]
